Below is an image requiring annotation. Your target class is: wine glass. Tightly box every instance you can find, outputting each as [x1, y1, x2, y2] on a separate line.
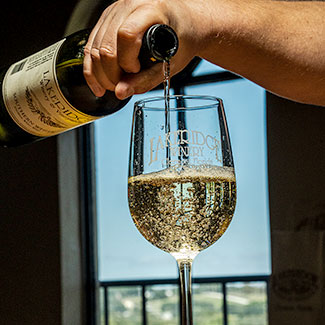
[128, 95, 236, 324]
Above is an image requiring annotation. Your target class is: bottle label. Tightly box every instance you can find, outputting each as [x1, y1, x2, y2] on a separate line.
[2, 39, 99, 137]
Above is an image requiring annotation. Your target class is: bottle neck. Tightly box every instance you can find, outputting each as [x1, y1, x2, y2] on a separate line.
[139, 24, 178, 69]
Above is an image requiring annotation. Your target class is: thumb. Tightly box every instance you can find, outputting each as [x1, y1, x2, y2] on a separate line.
[115, 63, 165, 99]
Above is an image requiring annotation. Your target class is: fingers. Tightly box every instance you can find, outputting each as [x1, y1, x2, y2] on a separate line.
[83, 19, 107, 97]
[117, 7, 167, 73]
[87, 12, 123, 92]
[83, 46, 106, 97]
[83, 0, 168, 97]
[83, 4, 123, 96]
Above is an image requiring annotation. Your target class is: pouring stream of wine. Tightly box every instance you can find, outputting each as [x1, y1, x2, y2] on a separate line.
[163, 60, 171, 168]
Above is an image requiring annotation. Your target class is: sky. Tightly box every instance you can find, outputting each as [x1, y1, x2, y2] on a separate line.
[94, 60, 271, 281]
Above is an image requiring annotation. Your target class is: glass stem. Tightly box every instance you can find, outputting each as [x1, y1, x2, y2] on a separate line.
[178, 260, 193, 325]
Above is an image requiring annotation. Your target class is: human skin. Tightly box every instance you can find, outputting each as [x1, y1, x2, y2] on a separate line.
[83, 0, 325, 106]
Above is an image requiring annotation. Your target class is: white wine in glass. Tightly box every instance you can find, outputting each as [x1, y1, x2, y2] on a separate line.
[128, 95, 236, 324]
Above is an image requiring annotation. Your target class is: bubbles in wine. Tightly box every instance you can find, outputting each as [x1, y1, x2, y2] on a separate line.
[128, 165, 236, 261]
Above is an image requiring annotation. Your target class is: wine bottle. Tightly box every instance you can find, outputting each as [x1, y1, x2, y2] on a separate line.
[0, 24, 178, 147]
